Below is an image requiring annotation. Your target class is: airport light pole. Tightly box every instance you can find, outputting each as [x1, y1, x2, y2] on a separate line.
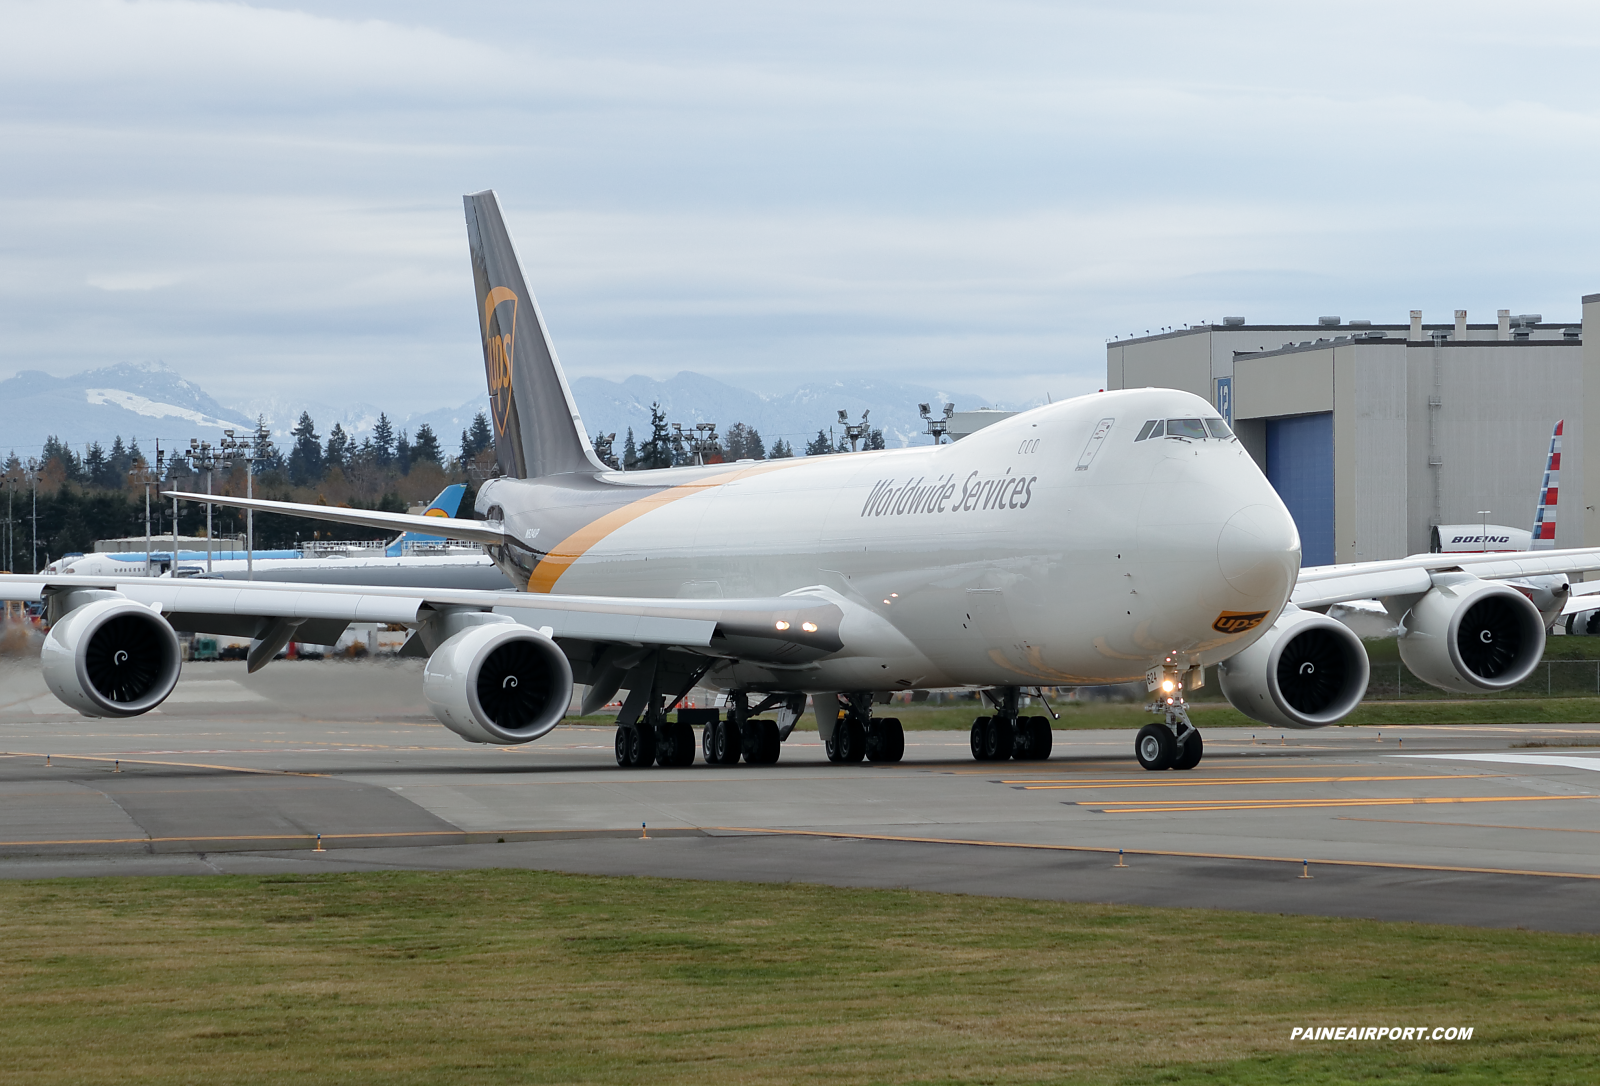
[217, 428, 260, 580]
[838, 409, 870, 452]
[136, 442, 165, 577]
[187, 438, 220, 573]
[919, 402, 955, 445]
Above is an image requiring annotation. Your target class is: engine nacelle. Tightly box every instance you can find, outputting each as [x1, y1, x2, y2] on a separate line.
[1218, 607, 1370, 728]
[40, 597, 182, 717]
[422, 622, 573, 744]
[1398, 578, 1545, 693]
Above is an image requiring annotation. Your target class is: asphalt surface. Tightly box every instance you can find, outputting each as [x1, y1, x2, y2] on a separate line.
[6, 655, 1600, 931]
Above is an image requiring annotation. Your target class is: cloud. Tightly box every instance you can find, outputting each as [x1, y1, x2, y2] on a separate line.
[3, 0, 1600, 415]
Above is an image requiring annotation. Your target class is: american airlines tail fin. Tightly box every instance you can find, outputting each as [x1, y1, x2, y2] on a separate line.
[463, 190, 604, 479]
[1531, 419, 1563, 549]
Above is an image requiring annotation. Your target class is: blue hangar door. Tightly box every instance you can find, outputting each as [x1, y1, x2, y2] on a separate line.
[1265, 413, 1334, 566]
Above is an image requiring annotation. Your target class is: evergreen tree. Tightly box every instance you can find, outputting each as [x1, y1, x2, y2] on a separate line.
[669, 425, 688, 467]
[726, 423, 766, 461]
[106, 436, 132, 485]
[638, 404, 673, 469]
[84, 442, 110, 488]
[411, 424, 443, 465]
[768, 438, 794, 459]
[865, 428, 885, 451]
[395, 429, 413, 474]
[287, 412, 323, 485]
[126, 436, 144, 474]
[460, 412, 493, 463]
[40, 436, 83, 482]
[325, 423, 352, 472]
[622, 427, 638, 471]
[372, 413, 395, 468]
[804, 429, 834, 456]
[251, 417, 282, 473]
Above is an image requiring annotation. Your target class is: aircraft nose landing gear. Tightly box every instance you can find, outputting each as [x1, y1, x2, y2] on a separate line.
[1138, 664, 1204, 771]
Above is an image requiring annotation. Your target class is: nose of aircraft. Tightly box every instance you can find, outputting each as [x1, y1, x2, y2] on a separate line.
[1217, 502, 1301, 605]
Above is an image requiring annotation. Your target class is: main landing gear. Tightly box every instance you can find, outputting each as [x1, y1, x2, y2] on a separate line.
[823, 693, 906, 764]
[1135, 668, 1204, 771]
[969, 687, 1054, 762]
[613, 692, 799, 768]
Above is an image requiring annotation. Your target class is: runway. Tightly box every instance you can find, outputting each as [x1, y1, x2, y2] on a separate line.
[6, 657, 1600, 931]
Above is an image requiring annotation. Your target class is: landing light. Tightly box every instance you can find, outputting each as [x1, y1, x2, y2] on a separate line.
[1161, 679, 1176, 693]
[775, 620, 790, 631]
[802, 622, 818, 633]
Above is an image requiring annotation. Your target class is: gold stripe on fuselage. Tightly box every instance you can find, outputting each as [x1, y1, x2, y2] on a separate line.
[526, 459, 801, 593]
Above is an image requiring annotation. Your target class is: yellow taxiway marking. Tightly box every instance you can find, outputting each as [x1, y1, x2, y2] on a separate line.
[709, 826, 1600, 881]
[0, 752, 324, 777]
[0, 828, 666, 849]
[1337, 816, 1600, 836]
[1082, 795, 1597, 814]
[1009, 774, 1501, 789]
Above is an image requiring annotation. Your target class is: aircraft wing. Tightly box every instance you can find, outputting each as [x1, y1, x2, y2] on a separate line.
[1290, 546, 1600, 610]
[162, 492, 508, 547]
[0, 573, 844, 658]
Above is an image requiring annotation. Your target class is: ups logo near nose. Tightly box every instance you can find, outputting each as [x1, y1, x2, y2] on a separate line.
[482, 286, 518, 435]
[1213, 610, 1269, 635]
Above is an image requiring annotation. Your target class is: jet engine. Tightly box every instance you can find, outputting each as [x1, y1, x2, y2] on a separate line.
[40, 597, 182, 717]
[1397, 578, 1545, 693]
[1218, 607, 1370, 728]
[422, 622, 573, 744]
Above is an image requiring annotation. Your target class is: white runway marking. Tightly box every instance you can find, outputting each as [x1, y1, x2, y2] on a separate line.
[1396, 753, 1600, 773]
[162, 681, 268, 704]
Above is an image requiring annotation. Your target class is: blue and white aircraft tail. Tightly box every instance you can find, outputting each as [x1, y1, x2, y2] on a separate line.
[385, 484, 468, 556]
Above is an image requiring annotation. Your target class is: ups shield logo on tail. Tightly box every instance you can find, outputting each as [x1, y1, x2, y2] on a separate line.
[1213, 610, 1269, 635]
[482, 286, 518, 436]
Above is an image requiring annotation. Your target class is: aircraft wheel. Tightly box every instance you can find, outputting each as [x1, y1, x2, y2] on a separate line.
[977, 717, 1014, 761]
[1013, 716, 1052, 760]
[866, 717, 904, 763]
[970, 716, 992, 761]
[1135, 723, 1175, 771]
[657, 721, 695, 767]
[827, 718, 866, 763]
[618, 725, 657, 768]
[1027, 717, 1054, 761]
[743, 719, 781, 764]
[1171, 729, 1203, 771]
[705, 719, 742, 765]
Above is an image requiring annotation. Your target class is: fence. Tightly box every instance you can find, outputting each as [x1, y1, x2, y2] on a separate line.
[1362, 659, 1600, 700]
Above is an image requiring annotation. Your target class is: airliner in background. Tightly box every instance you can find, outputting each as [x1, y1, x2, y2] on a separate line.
[39, 485, 510, 593]
[5, 190, 1599, 773]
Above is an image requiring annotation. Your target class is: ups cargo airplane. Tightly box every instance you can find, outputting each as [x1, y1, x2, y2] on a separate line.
[4, 191, 1597, 771]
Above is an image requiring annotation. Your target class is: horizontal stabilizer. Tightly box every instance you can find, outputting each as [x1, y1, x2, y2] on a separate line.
[162, 493, 507, 547]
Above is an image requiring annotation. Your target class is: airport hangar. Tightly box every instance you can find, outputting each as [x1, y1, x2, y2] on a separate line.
[1106, 298, 1600, 566]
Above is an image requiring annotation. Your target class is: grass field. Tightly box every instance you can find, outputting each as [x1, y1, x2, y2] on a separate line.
[2, 870, 1597, 1084]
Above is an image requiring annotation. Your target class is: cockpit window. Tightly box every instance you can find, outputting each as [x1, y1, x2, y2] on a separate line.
[1137, 417, 1235, 442]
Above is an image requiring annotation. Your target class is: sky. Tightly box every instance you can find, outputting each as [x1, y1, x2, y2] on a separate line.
[3, 0, 1600, 416]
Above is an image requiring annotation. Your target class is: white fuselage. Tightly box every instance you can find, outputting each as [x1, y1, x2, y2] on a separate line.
[482, 388, 1302, 692]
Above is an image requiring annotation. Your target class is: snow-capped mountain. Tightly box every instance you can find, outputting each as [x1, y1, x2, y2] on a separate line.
[0, 362, 256, 459]
[403, 373, 1000, 457]
[1, 360, 1005, 462]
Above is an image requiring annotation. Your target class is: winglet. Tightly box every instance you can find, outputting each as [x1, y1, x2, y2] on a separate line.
[463, 190, 605, 479]
[1531, 419, 1562, 550]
